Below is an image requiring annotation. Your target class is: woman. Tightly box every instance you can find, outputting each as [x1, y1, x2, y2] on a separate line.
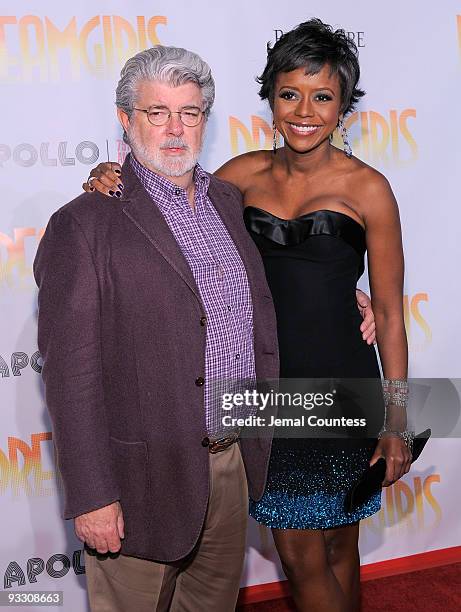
[83, 19, 411, 612]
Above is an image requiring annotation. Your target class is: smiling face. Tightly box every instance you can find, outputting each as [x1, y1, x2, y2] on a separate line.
[117, 79, 206, 178]
[273, 64, 342, 155]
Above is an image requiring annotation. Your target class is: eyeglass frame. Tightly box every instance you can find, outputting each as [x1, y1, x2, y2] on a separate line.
[132, 105, 206, 127]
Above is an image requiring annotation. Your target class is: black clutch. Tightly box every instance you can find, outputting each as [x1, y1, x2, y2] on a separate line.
[344, 429, 431, 513]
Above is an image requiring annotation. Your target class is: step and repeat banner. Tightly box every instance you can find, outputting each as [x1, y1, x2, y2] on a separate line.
[1, 1, 460, 608]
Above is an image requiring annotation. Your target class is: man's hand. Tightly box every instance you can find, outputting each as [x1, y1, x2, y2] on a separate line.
[74, 501, 124, 554]
[356, 289, 376, 345]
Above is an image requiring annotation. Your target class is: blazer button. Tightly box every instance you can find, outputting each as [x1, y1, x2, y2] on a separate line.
[195, 377, 205, 386]
[201, 436, 210, 447]
[200, 316, 207, 326]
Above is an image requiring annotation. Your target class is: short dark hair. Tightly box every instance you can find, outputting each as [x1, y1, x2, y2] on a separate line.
[257, 18, 365, 115]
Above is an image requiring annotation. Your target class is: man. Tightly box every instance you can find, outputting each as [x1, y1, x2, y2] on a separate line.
[35, 45, 375, 611]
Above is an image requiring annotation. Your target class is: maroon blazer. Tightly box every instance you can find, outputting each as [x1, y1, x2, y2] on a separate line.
[34, 158, 279, 563]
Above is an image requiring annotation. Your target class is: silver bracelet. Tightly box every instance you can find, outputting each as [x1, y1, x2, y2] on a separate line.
[382, 378, 409, 408]
[378, 428, 415, 453]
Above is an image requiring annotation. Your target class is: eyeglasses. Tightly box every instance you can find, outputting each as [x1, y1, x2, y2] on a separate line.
[133, 105, 204, 127]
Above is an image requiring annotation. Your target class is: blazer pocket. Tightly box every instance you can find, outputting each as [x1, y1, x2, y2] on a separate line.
[109, 437, 148, 509]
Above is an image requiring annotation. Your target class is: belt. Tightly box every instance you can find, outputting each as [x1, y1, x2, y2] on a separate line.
[202, 430, 240, 454]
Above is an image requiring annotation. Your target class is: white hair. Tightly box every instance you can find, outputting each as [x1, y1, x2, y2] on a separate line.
[116, 45, 215, 119]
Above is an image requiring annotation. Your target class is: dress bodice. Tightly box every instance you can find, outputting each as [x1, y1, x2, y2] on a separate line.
[243, 206, 376, 378]
[243, 206, 366, 278]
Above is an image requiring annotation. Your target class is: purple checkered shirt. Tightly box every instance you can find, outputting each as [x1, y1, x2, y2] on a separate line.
[130, 155, 256, 436]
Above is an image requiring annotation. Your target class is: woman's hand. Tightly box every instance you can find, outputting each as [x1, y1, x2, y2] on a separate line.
[369, 435, 412, 486]
[83, 162, 123, 197]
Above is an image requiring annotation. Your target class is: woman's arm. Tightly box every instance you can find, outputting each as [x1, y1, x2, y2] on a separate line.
[366, 173, 406, 377]
[82, 152, 255, 196]
[361, 169, 412, 484]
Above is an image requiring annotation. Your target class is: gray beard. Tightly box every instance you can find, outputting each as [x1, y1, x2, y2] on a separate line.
[127, 132, 202, 177]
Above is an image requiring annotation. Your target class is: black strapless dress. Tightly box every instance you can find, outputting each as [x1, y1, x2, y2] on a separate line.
[244, 207, 383, 529]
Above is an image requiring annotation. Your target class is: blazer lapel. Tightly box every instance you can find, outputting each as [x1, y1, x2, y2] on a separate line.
[120, 159, 202, 304]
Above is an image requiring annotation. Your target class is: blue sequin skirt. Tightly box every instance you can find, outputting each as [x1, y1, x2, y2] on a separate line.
[249, 439, 381, 529]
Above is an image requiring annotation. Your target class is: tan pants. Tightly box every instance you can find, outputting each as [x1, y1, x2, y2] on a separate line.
[84, 442, 248, 612]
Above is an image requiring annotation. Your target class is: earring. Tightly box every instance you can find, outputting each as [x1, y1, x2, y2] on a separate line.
[337, 118, 352, 157]
[272, 120, 277, 154]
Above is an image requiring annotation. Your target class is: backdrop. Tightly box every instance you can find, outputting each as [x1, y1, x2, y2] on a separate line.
[1, 1, 460, 608]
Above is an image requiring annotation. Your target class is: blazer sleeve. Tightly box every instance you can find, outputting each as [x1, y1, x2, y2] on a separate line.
[34, 208, 120, 519]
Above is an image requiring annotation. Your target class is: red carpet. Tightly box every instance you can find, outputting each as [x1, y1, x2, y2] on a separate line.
[238, 561, 461, 611]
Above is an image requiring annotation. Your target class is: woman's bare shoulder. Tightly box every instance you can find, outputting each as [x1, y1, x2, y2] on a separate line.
[339, 154, 392, 201]
[345, 158, 397, 222]
[345, 156, 390, 190]
[214, 150, 273, 192]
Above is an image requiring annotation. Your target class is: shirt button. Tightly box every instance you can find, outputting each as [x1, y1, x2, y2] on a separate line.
[200, 316, 207, 326]
[174, 188, 181, 196]
[235, 353, 240, 360]
[227, 305, 232, 312]
[201, 436, 210, 447]
[195, 377, 205, 386]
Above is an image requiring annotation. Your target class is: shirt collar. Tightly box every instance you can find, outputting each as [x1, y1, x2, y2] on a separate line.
[129, 153, 210, 201]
